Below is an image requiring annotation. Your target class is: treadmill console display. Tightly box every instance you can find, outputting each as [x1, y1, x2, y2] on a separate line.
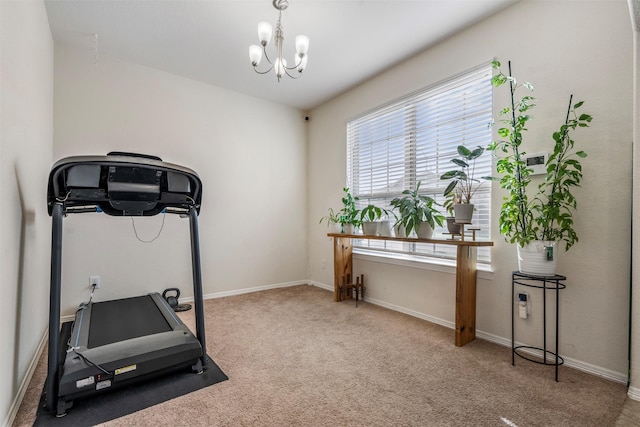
[47, 152, 202, 216]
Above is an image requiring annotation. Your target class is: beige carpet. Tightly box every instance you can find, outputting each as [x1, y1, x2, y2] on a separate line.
[14, 285, 630, 426]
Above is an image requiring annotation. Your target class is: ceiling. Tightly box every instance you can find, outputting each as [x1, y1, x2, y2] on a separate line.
[44, 0, 517, 111]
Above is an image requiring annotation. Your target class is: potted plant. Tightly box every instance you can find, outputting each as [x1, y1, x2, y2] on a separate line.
[488, 60, 592, 275]
[440, 145, 494, 224]
[339, 187, 361, 234]
[360, 204, 389, 236]
[390, 181, 445, 239]
[319, 208, 341, 233]
[320, 187, 361, 234]
[441, 192, 463, 237]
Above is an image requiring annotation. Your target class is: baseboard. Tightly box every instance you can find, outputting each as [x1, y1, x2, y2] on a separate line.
[308, 280, 332, 292]
[309, 281, 628, 385]
[180, 280, 311, 302]
[363, 294, 456, 331]
[628, 386, 640, 401]
[4, 328, 48, 427]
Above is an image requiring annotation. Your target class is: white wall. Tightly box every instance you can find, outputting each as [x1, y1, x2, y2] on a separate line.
[0, 0, 53, 424]
[308, 0, 633, 379]
[54, 43, 308, 315]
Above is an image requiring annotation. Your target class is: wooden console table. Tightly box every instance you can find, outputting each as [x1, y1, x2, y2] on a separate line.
[327, 233, 493, 347]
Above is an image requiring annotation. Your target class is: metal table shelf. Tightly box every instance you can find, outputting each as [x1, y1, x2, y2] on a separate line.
[511, 271, 566, 381]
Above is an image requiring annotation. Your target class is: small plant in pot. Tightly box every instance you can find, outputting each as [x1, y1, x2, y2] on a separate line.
[440, 145, 494, 225]
[488, 60, 592, 275]
[338, 187, 361, 234]
[359, 204, 389, 236]
[320, 187, 361, 234]
[390, 181, 445, 239]
[319, 207, 341, 233]
[442, 191, 463, 237]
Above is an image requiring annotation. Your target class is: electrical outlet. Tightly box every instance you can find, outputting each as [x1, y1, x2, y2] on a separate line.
[321, 258, 327, 269]
[90, 275, 101, 289]
[517, 292, 529, 319]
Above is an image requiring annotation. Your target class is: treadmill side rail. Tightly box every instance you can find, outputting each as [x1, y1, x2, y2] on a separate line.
[46, 203, 64, 414]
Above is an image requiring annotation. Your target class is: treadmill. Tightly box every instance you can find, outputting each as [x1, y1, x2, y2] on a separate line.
[45, 152, 207, 416]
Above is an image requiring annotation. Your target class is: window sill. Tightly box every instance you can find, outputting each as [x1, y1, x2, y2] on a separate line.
[353, 248, 494, 280]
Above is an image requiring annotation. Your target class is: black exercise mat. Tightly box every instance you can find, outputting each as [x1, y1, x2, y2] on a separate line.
[34, 355, 227, 426]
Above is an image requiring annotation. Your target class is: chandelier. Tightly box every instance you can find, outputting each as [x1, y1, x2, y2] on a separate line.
[249, 0, 309, 81]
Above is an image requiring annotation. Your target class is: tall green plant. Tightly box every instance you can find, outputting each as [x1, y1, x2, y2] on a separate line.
[533, 96, 590, 249]
[488, 60, 535, 245]
[488, 60, 591, 251]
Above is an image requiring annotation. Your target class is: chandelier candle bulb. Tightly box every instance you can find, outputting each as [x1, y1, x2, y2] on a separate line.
[249, 45, 262, 66]
[275, 58, 286, 78]
[258, 22, 273, 45]
[295, 35, 309, 55]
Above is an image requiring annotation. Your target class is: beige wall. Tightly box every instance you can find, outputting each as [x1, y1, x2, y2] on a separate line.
[0, 0, 53, 423]
[308, 0, 633, 379]
[53, 43, 309, 316]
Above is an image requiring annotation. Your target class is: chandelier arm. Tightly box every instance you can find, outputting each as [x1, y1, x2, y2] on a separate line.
[254, 64, 275, 75]
[284, 68, 301, 79]
[262, 46, 275, 66]
[284, 56, 303, 71]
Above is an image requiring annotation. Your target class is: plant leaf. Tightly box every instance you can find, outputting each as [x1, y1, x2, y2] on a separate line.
[444, 181, 457, 195]
[457, 145, 472, 157]
[451, 158, 469, 168]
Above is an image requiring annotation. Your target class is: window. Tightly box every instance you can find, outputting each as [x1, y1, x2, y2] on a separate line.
[346, 63, 493, 264]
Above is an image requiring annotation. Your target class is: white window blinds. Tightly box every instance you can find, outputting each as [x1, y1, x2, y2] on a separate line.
[346, 63, 493, 264]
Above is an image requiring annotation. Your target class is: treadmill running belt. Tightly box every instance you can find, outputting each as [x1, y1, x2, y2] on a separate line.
[88, 295, 171, 348]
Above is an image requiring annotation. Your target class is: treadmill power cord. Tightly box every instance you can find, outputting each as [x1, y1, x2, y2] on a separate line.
[70, 348, 111, 376]
[131, 211, 166, 243]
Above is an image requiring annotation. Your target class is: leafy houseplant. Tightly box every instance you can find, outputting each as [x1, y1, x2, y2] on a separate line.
[360, 204, 389, 235]
[319, 207, 340, 231]
[360, 204, 386, 222]
[390, 181, 445, 239]
[488, 60, 591, 273]
[440, 145, 494, 223]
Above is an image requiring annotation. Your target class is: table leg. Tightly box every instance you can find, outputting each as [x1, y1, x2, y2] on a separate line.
[455, 245, 477, 347]
[333, 237, 352, 302]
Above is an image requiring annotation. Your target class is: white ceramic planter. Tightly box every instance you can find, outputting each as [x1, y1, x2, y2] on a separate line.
[517, 240, 558, 276]
[328, 222, 341, 234]
[393, 224, 407, 238]
[378, 220, 393, 237]
[454, 203, 474, 224]
[416, 222, 434, 239]
[362, 221, 378, 236]
[342, 223, 355, 234]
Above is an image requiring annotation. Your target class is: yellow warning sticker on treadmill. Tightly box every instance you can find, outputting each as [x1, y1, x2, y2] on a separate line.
[115, 364, 137, 375]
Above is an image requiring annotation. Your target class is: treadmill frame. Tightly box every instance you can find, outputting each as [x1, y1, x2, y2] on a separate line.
[45, 153, 207, 415]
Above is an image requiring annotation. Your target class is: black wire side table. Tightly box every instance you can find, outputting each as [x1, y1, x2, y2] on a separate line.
[511, 271, 566, 381]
